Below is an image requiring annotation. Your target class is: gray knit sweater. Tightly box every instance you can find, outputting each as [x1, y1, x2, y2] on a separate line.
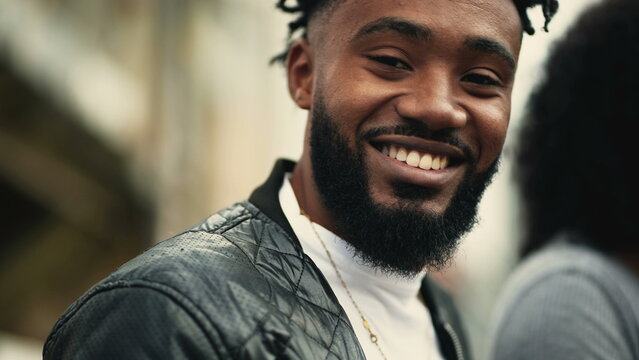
[488, 236, 639, 360]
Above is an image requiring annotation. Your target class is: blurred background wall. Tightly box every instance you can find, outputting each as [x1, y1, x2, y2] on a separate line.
[0, 0, 600, 359]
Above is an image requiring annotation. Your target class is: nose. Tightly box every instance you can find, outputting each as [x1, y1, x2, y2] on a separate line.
[394, 71, 468, 131]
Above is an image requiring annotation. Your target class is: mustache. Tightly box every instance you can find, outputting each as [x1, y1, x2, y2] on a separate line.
[359, 125, 476, 164]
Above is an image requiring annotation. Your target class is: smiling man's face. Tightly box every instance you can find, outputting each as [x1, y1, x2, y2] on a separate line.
[288, 0, 523, 274]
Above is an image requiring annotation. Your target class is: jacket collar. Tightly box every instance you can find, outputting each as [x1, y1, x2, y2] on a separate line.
[248, 158, 299, 244]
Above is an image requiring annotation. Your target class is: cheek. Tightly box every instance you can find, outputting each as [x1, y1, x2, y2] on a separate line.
[318, 69, 397, 136]
[472, 101, 510, 170]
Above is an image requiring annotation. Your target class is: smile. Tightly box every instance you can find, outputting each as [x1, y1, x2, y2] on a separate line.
[366, 134, 467, 190]
[369, 134, 465, 172]
[381, 144, 449, 170]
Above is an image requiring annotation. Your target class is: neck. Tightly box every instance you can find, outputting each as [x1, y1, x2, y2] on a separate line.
[291, 154, 340, 235]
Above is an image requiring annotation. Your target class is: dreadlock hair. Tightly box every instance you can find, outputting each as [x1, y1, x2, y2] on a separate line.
[271, 0, 559, 64]
[515, 0, 639, 257]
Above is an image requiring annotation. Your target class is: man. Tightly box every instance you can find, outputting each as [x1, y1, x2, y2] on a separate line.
[43, 1, 557, 359]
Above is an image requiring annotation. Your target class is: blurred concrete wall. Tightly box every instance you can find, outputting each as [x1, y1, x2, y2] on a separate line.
[0, 0, 306, 241]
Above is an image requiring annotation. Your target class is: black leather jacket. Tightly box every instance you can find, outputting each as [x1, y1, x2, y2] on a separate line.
[43, 159, 471, 360]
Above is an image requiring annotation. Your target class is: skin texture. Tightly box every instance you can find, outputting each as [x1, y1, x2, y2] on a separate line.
[288, 0, 523, 239]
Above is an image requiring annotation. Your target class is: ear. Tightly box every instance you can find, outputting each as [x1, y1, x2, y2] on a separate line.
[286, 38, 314, 110]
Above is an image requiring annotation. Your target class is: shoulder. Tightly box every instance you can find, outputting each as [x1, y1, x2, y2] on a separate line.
[44, 201, 310, 359]
[489, 240, 639, 360]
[109, 200, 305, 293]
[100, 201, 304, 307]
[496, 240, 638, 315]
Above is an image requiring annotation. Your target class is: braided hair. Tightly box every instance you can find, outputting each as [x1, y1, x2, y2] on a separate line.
[271, 0, 559, 64]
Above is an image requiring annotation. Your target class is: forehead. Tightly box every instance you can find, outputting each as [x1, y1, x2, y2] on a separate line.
[313, 0, 522, 59]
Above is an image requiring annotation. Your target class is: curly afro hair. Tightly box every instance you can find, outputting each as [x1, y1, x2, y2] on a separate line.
[515, 0, 639, 256]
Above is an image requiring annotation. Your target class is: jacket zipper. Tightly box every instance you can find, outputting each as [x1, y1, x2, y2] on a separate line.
[443, 322, 464, 360]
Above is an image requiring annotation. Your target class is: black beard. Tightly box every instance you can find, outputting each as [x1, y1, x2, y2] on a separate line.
[309, 98, 499, 277]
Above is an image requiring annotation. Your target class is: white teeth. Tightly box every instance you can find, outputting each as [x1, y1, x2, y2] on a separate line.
[381, 144, 449, 170]
[419, 154, 433, 170]
[396, 147, 408, 161]
[389, 145, 398, 158]
[432, 156, 441, 170]
[406, 151, 420, 167]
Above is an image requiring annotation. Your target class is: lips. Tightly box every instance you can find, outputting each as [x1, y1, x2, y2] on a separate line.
[364, 134, 467, 192]
[382, 144, 449, 170]
[370, 134, 465, 171]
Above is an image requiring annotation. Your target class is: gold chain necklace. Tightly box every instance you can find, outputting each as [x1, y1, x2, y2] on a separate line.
[301, 212, 389, 360]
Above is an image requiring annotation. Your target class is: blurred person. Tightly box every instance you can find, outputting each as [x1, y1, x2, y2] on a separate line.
[43, 0, 558, 359]
[489, 0, 639, 359]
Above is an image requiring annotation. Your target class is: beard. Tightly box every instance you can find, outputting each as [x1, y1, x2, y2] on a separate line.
[309, 97, 499, 277]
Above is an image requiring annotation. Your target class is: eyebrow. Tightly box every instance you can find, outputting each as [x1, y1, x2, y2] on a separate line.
[352, 17, 431, 43]
[464, 37, 516, 71]
[352, 17, 516, 71]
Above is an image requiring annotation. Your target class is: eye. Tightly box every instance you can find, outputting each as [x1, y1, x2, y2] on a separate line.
[461, 73, 502, 87]
[366, 55, 412, 71]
